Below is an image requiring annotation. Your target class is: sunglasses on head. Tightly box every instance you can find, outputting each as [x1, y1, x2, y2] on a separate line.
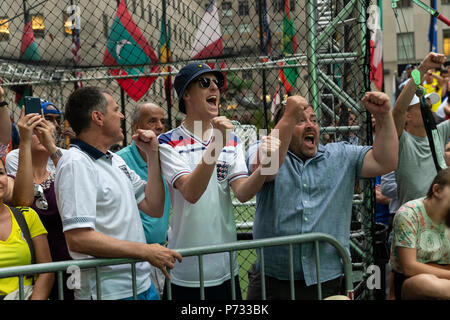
[194, 77, 224, 90]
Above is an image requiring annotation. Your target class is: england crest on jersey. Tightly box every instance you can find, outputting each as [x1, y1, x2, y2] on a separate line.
[216, 161, 230, 181]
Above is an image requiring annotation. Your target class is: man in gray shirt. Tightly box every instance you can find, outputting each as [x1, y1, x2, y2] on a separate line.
[393, 52, 449, 208]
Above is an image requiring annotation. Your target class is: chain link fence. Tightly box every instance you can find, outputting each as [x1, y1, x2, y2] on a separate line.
[0, 0, 379, 299]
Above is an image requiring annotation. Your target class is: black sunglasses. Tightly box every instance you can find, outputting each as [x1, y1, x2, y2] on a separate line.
[194, 77, 224, 90]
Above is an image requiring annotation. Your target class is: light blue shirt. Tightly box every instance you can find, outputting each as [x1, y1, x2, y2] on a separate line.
[117, 141, 171, 245]
[247, 141, 371, 286]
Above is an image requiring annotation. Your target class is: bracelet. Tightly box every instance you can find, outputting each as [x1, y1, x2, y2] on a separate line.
[50, 148, 63, 160]
[0, 101, 8, 108]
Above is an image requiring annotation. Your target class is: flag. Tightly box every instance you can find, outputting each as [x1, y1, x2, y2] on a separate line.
[261, 0, 272, 56]
[71, 26, 83, 89]
[428, 0, 437, 52]
[103, 0, 159, 101]
[270, 84, 280, 121]
[13, 12, 40, 106]
[279, 0, 298, 93]
[370, 1, 383, 91]
[190, 0, 227, 90]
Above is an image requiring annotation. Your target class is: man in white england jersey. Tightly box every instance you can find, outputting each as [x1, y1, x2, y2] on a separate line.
[159, 63, 280, 300]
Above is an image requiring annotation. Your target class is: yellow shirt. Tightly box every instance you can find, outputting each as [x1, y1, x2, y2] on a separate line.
[0, 205, 47, 295]
[423, 77, 442, 112]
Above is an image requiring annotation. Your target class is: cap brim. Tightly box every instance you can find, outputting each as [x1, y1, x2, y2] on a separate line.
[425, 93, 440, 105]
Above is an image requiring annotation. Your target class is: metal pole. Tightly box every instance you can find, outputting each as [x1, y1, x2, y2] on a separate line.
[161, 0, 172, 130]
[307, 0, 319, 113]
[258, 0, 269, 130]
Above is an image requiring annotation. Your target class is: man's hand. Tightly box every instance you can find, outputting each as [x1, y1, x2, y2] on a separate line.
[211, 116, 234, 146]
[142, 244, 182, 279]
[283, 95, 309, 124]
[419, 52, 446, 74]
[259, 135, 281, 169]
[132, 129, 159, 158]
[362, 92, 391, 118]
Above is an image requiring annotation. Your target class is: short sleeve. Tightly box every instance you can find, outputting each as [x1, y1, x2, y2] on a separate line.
[158, 142, 192, 188]
[20, 207, 48, 238]
[392, 205, 419, 250]
[340, 143, 372, 178]
[55, 153, 97, 232]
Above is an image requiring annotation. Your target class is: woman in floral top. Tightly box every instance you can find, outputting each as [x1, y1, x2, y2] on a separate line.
[390, 168, 450, 299]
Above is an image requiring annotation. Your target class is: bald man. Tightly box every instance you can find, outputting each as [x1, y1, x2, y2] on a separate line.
[117, 102, 170, 297]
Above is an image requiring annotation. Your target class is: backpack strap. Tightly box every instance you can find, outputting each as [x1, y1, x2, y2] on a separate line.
[10, 207, 36, 265]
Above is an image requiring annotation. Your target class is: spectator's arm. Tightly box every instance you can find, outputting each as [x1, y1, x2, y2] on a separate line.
[9, 109, 43, 207]
[231, 136, 280, 203]
[375, 185, 391, 205]
[393, 53, 446, 138]
[29, 234, 54, 300]
[398, 247, 450, 279]
[133, 129, 165, 218]
[380, 171, 398, 199]
[0, 86, 11, 146]
[64, 228, 182, 279]
[360, 92, 398, 178]
[248, 96, 307, 182]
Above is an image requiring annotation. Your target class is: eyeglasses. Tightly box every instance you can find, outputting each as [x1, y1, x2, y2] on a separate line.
[194, 77, 224, 90]
[34, 184, 48, 210]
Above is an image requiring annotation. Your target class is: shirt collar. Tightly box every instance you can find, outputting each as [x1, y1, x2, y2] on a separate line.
[70, 138, 113, 160]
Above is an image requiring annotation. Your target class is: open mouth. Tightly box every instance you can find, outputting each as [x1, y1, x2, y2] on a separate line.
[304, 134, 316, 148]
[206, 95, 217, 106]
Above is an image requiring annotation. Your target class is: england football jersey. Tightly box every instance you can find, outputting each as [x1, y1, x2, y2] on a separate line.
[158, 123, 248, 287]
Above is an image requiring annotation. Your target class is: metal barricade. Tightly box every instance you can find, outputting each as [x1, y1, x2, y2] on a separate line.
[0, 233, 353, 300]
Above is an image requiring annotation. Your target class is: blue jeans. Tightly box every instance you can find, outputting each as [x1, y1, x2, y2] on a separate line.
[122, 282, 160, 300]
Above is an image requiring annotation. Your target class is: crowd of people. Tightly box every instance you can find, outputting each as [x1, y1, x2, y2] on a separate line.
[0, 52, 449, 300]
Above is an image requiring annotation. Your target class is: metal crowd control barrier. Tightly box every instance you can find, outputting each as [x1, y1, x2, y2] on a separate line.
[0, 233, 353, 300]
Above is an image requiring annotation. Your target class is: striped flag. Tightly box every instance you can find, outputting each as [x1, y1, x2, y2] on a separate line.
[190, 0, 227, 90]
[279, 0, 298, 93]
[369, 1, 383, 91]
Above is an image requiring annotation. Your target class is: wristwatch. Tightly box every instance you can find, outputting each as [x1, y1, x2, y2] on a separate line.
[0, 101, 8, 108]
[50, 148, 63, 160]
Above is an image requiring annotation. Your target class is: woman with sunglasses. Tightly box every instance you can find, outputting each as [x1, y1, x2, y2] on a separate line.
[389, 167, 450, 299]
[5, 108, 73, 300]
[0, 109, 54, 300]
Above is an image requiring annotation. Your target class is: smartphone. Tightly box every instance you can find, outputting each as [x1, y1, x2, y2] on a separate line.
[24, 96, 42, 115]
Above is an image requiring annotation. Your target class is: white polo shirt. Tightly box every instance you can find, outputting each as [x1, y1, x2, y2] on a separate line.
[55, 139, 151, 300]
[158, 124, 248, 288]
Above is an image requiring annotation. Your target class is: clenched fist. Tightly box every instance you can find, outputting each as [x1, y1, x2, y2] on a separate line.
[361, 92, 392, 117]
[211, 116, 234, 146]
[132, 129, 159, 156]
[283, 95, 309, 124]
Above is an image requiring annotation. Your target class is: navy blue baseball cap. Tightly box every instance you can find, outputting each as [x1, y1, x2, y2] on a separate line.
[174, 63, 224, 114]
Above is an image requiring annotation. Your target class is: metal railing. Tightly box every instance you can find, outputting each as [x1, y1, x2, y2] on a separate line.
[0, 233, 353, 300]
